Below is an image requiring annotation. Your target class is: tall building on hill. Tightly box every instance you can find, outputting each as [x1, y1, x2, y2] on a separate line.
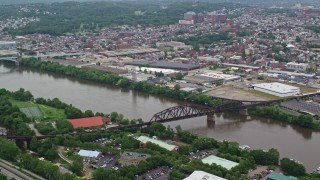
[300, 8, 320, 18]
[184, 11, 197, 21]
[197, 13, 204, 23]
[207, 11, 227, 24]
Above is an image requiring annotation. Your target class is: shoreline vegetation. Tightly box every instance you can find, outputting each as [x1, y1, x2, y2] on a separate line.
[248, 106, 320, 130]
[20, 58, 222, 106]
[19, 58, 320, 131]
[0, 88, 319, 179]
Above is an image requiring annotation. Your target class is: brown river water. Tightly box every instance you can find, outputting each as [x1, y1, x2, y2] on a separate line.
[0, 62, 319, 172]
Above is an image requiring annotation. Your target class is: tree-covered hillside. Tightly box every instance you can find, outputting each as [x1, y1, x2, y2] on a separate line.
[1, 1, 240, 36]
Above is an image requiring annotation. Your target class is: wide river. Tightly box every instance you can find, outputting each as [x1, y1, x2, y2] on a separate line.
[0, 62, 319, 172]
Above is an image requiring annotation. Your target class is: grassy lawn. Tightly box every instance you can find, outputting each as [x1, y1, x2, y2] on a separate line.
[248, 90, 281, 100]
[298, 85, 317, 94]
[10, 100, 66, 121]
[158, 47, 173, 52]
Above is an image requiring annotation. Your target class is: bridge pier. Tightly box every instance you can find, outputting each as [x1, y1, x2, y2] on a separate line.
[239, 109, 248, 116]
[207, 114, 215, 126]
[15, 140, 28, 149]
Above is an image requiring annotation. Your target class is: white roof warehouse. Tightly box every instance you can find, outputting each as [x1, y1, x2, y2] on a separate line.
[252, 82, 300, 97]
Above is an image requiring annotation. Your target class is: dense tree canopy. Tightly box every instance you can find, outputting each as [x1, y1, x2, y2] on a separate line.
[280, 158, 306, 177]
[248, 106, 319, 130]
[0, 91, 34, 136]
[3, 2, 242, 36]
[0, 137, 21, 161]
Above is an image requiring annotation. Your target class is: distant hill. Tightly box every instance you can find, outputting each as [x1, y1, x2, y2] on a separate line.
[0, 0, 319, 6]
[0, 0, 111, 5]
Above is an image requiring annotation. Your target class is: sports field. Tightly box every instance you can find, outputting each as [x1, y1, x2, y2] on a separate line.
[10, 100, 66, 120]
[20, 106, 43, 118]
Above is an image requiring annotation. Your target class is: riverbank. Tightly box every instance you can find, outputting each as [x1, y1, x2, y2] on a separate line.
[20, 58, 221, 107]
[248, 106, 320, 130]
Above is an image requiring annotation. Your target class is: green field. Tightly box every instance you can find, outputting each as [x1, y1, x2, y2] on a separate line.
[10, 100, 66, 121]
[20, 106, 43, 118]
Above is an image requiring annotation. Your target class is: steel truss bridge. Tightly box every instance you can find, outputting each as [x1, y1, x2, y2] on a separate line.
[149, 92, 320, 123]
[2, 92, 320, 141]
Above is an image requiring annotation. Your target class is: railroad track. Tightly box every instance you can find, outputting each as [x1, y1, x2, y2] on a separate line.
[0, 160, 44, 180]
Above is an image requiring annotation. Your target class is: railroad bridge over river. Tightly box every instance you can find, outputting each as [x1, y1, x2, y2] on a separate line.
[2, 92, 320, 143]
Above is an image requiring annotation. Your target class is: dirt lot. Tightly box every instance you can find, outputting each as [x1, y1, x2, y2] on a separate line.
[47, 58, 88, 66]
[205, 86, 271, 101]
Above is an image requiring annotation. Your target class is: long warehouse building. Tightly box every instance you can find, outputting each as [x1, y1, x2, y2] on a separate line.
[252, 82, 300, 97]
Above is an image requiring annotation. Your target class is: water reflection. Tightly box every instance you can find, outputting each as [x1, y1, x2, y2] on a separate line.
[252, 116, 313, 140]
[0, 62, 17, 74]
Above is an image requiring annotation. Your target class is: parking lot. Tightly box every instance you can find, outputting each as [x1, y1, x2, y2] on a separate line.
[93, 138, 113, 146]
[89, 155, 119, 170]
[137, 167, 170, 180]
[281, 100, 320, 116]
[189, 149, 218, 160]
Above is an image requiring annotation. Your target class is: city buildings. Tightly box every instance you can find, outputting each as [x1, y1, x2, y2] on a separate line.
[0, 41, 16, 49]
[285, 62, 309, 71]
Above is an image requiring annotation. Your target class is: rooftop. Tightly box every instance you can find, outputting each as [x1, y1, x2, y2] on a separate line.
[69, 116, 110, 129]
[78, 150, 101, 158]
[184, 170, 227, 180]
[252, 82, 299, 94]
[137, 136, 178, 151]
[267, 70, 315, 78]
[201, 155, 239, 170]
[127, 60, 200, 70]
[267, 172, 298, 180]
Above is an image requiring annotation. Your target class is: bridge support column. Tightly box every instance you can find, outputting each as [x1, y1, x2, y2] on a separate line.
[15, 140, 28, 149]
[207, 114, 215, 127]
[239, 109, 248, 116]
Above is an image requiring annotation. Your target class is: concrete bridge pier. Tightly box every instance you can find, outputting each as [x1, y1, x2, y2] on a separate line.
[239, 108, 248, 116]
[15, 140, 28, 149]
[207, 114, 215, 127]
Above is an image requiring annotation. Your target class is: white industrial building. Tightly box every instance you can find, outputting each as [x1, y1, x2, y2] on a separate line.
[285, 62, 308, 71]
[0, 41, 16, 49]
[78, 150, 101, 159]
[184, 171, 227, 180]
[252, 82, 300, 97]
[156, 41, 193, 51]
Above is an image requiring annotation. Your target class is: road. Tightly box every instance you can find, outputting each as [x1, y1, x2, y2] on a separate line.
[28, 123, 42, 136]
[58, 146, 73, 164]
